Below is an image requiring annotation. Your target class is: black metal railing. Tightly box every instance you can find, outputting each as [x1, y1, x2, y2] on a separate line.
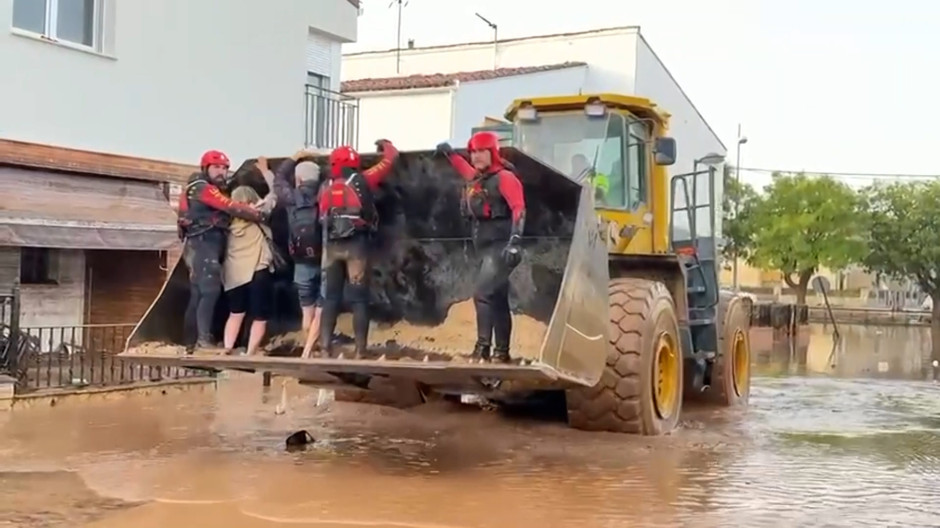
[0, 287, 20, 375]
[9, 323, 203, 391]
[304, 85, 359, 150]
[0, 286, 205, 392]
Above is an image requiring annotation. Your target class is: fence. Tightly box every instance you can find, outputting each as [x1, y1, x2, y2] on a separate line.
[304, 85, 359, 150]
[0, 287, 204, 392]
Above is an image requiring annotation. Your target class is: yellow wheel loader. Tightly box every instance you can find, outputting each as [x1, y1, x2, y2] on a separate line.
[119, 93, 752, 435]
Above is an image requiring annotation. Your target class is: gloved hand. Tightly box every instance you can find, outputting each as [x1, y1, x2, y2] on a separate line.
[176, 218, 192, 241]
[435, 142, 454, 157]
[501, 235, 523, 269]
[375, 139, 392, 153]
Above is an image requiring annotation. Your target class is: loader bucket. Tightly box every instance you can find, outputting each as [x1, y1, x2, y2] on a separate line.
[121, 148, 610, 390]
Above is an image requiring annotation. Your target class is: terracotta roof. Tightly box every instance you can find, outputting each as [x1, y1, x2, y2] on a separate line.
[341, 62, 587, 93]
[0, 138, 195, 183]
[344, 26, 639, 56]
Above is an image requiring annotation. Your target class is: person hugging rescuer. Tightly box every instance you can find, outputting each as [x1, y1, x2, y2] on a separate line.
[177, 149, 265, 351]
[436, 132, 526, 363]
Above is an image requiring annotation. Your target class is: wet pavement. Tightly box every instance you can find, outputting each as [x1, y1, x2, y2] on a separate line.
[1, 324, 939, 528]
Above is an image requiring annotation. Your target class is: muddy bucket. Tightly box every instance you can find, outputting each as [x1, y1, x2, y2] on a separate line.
[122, 148, 609, 387]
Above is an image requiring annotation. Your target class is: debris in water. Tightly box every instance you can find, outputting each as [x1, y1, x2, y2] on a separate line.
[315, 388, 334, 406]
[285, 429, 315, 451]
[274, 380, 288, 415]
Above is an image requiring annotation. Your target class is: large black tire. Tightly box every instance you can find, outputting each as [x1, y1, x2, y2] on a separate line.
[707, 293, 752, 406]
[565, 278, 683, 435]
[334, 377, 427, 409]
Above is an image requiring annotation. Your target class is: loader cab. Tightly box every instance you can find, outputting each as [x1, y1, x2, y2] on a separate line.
[505, 94, 676, 255]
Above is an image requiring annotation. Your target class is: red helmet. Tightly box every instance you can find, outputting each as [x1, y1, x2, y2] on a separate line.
[200, 149, 230, 169]
[329, 145, 360, 178]
[467, 132, 502, 170]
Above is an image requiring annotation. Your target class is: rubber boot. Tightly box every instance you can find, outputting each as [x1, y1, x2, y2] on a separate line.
[472, 343, 491, 362]
[351, 302, 369, 359]
[492, 347, 511, 364]
[319, 300, 341, 358]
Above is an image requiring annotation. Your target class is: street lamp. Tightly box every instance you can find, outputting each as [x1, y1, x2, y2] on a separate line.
[693, 152, 726, 175]
[732, 127, 748, 291]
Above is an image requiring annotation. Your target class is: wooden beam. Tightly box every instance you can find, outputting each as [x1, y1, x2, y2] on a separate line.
[0, 138, 196, 183]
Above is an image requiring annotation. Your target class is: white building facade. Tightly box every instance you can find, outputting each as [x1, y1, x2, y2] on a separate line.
[343, 63, 589, 151]
[343, 26, 727, 238]
[0, 0, 360, 164]
[0, 0, 360, 351]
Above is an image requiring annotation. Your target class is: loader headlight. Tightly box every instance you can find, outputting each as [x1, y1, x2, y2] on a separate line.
[585, 101, 607, 117]
[516, 103, 538, 122]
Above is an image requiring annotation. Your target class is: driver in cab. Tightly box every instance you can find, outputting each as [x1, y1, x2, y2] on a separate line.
[570, 153, 609, 206]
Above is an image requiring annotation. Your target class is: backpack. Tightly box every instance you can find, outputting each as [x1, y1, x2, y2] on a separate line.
[321, 173, 376, 241]
[288, 205, 321, 261]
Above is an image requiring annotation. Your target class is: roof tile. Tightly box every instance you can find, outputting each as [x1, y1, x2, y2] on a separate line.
[341, 62, 587, 93]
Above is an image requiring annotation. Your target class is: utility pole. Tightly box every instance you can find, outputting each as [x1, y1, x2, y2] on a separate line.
[732, 123, 748, 292]
[475, 12, 498, 69]
[389, 0, 409, 74]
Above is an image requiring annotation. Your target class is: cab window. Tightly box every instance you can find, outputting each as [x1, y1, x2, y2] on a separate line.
[513, 111, 631, 210]
[627, 119, 649, 207]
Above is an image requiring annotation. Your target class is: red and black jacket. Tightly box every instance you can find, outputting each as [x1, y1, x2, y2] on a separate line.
[446, 153, 526, 243]
[177, 172, 261, 238]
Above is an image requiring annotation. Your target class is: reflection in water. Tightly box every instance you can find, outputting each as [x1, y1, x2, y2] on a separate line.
[0, 335, 938, 527]
[754, 324, 937, 381]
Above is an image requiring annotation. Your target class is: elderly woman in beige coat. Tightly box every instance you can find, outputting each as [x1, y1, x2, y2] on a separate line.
[222, 166, 278, 355]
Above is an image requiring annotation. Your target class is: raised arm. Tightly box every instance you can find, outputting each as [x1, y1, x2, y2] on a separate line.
[267, 150, 311, 208]
[362, 139, 400, 189]
[435, 142, 476, 180]
[496, 169, 526, 239]
[190, 181, 262, 222]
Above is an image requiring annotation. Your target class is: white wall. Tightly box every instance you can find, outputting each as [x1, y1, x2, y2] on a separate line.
[633, 35, 727, 240]
[452, 67, 589, 146]
[308, 0, 358, 44]
[20, 249, 86, 351]
[349, 89, 454, 152]
[0, 0, 357, 165]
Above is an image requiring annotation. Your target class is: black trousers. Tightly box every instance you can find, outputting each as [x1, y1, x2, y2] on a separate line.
[472, 239, 513, 351]
[182, 230, 225, 345]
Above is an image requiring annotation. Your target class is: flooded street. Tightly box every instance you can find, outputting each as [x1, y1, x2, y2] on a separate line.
[2, 324, 939, 528]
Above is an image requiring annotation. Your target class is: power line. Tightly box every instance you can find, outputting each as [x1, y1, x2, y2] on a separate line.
[737, 166, 940, 180]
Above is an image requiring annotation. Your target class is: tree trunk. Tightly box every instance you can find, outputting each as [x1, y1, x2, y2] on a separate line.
[931, 291, 940, 363]
[785, 269, 814, 306]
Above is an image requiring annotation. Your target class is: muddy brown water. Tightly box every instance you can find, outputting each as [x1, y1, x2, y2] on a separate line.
[1, 324, 939, 528]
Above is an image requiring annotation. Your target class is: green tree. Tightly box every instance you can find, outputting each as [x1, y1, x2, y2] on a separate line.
[863, 181, 940, 359]
[721, 165, 761, 263]
[748, 172, 866, 304]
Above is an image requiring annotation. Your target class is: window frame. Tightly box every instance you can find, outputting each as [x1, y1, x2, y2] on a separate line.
[626, 118, 651, 208]
[306, 72, 331, 91]
[20, 248, 60, 285]
[596, 112, 629, 210]
[12, 0, 104, 52]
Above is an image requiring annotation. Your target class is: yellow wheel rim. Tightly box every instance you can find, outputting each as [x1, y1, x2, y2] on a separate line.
[732, 329, 749, 397]
[652, 331, 679, 419]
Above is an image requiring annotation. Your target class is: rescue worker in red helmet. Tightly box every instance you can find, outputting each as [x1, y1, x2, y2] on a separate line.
[317, 139, 400, 358]
[436, 132, 526, 363]
[177, 149, 265, 351]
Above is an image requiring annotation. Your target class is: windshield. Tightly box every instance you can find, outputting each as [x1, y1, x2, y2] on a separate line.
[513, 112, 646, 209]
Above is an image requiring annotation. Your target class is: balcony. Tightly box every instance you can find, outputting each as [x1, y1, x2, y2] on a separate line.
[305, 85, 359, 150]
